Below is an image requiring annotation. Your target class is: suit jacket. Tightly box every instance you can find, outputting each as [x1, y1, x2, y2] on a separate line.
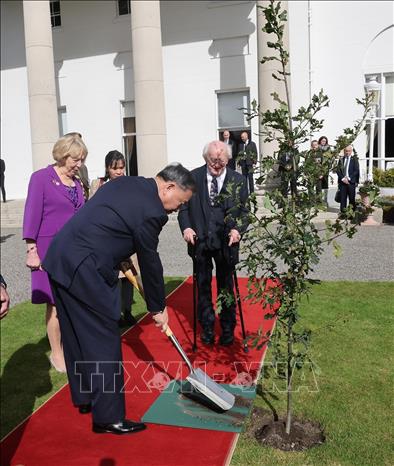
[42, 176, 168, 317]
[237, 140, 257, 172]
[337, 156, 359, 185]
[224, 139, 237, 170]
[178, 165, 248, 263]
[23, 165, 84, 242]
[278, 148, 298, 172]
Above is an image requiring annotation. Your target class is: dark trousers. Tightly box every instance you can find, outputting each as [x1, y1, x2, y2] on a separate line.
[0, 175, 5, 202]
[50, 280, 126, 424]
[339, 182, 356, 211]
[241, 169, 254, 194]
[120, 277, 134, 317]
[195, 247, 236, 333]
[280, 172, 297, 197]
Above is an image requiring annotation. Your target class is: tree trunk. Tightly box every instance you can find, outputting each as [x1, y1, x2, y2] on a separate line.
[285, 321, 293, 434]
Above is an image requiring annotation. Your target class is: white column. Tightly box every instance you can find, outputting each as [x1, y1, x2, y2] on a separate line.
[23, 0, 59, 170]
[131, 0, 167, 176]
[257, 1, 291, 186]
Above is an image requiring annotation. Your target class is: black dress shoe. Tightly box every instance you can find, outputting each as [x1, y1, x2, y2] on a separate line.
[201, 329, 215, 345]
[219, 333, 234, 346]
[78, 404, 92, 414]
[93, 419, 146, 435]
[123, 314, 137, 326]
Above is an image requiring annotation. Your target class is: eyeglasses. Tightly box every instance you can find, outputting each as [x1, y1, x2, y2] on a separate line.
[207, 158, 226, 167]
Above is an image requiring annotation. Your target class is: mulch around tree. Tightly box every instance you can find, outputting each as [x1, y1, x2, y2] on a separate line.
[244, 407, 325, 451]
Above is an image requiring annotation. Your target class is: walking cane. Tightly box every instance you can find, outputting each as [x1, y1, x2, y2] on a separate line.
[191, 236, 198, 353]
[233, 269, 248, 353]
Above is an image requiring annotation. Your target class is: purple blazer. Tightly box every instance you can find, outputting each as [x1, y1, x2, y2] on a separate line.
[23, 165, 85, 304]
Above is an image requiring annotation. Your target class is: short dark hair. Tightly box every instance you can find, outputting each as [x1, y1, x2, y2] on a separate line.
[104, 150, 125, 179]
[157, 163, 196, 192]
[318, 136, 328, 145]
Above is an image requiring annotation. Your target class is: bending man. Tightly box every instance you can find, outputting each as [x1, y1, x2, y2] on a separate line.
[43, 163, 195, 435]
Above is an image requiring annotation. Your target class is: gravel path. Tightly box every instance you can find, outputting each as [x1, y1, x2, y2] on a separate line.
[1, 221, 393, 307]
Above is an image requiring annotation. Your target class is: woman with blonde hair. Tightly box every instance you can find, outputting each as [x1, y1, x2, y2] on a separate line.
[23, 133, 87, 372]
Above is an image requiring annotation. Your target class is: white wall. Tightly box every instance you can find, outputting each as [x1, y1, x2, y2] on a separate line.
[52, 0, 134, 180]
[2, 0, 392, 198]
[1, 1, 32, 199]
[161, 1, 259, 171]
[288, 0, 393, 176]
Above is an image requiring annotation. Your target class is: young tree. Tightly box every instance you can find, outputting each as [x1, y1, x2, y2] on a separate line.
[241, 0, 373, 435]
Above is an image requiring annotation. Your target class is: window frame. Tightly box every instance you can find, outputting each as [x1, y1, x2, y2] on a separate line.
[50, 0, 61, 29]
[117, 0, 131, 17]
[215, 88, 251, 132]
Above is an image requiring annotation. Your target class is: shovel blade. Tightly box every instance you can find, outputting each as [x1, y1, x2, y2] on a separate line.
[186, 368, 235, 411]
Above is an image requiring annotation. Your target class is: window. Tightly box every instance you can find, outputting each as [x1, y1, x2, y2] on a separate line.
[117, 0, 131, 16]
[365, 73, 394, 171]
[121, 101, 138, 176]
[50, 1, 61, 28]
[217, 90, 250, 130]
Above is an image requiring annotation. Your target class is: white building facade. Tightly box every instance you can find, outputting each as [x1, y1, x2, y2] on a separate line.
[1, 0, 393, 200]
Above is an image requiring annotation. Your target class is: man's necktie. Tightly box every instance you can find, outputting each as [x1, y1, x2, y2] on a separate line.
[210, 176, 218, 206]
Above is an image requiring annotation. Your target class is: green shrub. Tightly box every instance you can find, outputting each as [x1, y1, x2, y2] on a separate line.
[378, 195, 394, 223]
[373, 168, 394, 187]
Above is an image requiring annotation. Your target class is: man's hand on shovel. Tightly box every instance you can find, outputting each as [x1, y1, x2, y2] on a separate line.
[152, 307, 169, 332]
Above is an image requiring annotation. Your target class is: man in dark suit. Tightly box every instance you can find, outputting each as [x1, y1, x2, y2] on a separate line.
[178, 141, 248, 346]
[0, 157, 6, 203]
[222, 129, 237, 170]
[337, 145, 359, 212]
[237, 131, 257, 194]
[278, 141, 298, 198]
[42, 164, 195, 435]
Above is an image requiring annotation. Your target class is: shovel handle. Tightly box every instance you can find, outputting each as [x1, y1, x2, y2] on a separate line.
[164, 325, 193, 373]
[123, 268, 145, 299]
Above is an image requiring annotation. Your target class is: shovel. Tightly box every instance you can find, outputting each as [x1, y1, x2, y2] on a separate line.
[123, 267, 235, 411]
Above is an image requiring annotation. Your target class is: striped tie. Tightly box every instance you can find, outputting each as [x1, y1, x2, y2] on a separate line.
[210, 176, 218, 206]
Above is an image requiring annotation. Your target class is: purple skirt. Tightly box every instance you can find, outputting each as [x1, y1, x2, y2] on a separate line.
[31, 236, 55, 305]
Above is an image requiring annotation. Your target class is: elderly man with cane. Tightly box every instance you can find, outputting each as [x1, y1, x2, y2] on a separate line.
[43, 163, 195, 435]
[178, 140, 249, 347]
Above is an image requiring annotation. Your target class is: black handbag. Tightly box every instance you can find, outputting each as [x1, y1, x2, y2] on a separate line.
[334, 189, 341, 203]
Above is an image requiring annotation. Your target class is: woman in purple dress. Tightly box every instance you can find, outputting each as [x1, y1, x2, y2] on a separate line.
[23, 134, 88, 372]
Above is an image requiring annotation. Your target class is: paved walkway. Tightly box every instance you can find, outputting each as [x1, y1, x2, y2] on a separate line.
[1, 219, 393, 306]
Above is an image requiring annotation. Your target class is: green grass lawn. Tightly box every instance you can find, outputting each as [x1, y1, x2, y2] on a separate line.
[0, 277, 185, 439]
[1, 281, 393, 466]
[232, 282, 394, 466]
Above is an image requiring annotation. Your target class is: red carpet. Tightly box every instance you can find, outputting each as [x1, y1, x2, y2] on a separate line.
[1, 277, 276, 466]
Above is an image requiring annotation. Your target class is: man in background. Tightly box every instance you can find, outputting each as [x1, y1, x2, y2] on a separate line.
[337, 145, 359, 212]
[238, 131, 257, 194]
[222, 129, 237, 170]
[0, 157, 6, 202]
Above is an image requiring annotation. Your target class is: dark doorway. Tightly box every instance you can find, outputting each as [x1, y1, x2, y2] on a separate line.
[123, 116, 138, 176]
